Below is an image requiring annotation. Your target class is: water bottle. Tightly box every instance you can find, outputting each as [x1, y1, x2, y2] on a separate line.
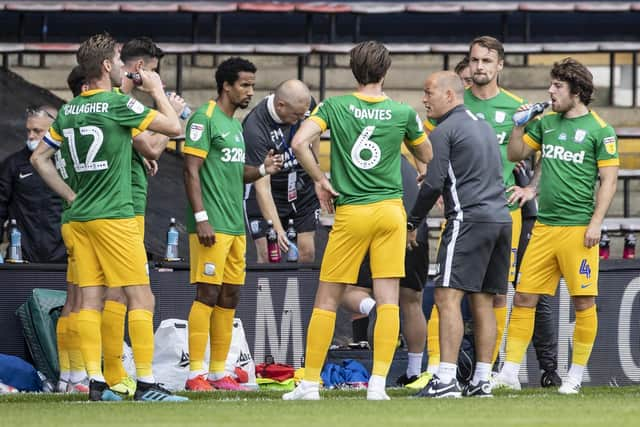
[166, 92, 191, 120]
[623, 233, 636, 259]
[164, 217, 180, 261]
[7, 219, 23, 263]
[266, 220, 281, 263]
[512, 101, 551, 127]
[599, 227, 610, 260]
[0, 247, 4, 264]
[286, 219, 298, 262]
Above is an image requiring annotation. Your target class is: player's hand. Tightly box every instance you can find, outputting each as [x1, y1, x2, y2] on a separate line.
[196, 220, 216, 247]
[516, 103, 533, 113]
[507, 185, 536, 207]
[584, 222, 601, 248]
[416, 173, 426, 185]
[315, 176, 339, 214]
[277, 229, 290, 252]
[138, 69, 164, 94]
[166, 92, 187, 115]
[263, 149, 284, 175]
[407, 229, 418, 251]
[144, 159, 158, 176]
[436, 195, 444, 212]
[514, 160, 527, 175]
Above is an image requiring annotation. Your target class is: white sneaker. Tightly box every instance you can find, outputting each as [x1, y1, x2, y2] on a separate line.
[55, 379, 70, 393]
[367, 375, 390, 401]
[282, 380, 320, 400]
[491, 372, 521, 391]
[558, 377, 581, 395]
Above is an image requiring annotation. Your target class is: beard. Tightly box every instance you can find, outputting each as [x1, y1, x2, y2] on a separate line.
[472, 73, 492, 86]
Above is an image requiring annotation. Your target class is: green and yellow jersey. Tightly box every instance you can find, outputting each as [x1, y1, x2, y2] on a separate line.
[184, 100, 245, 235]
[524, 110, 619, 225]
[310, 93, 426, 206]
[43, 89, 156, 222]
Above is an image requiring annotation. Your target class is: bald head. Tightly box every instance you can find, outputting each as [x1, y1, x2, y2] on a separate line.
[422, 71, 464, 119]
[273, 79, 312, 125]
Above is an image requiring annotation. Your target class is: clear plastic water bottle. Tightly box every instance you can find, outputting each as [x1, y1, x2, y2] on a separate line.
[165, 92, 191, 120]
[599, 226, 610, 260]
[8, 219, 23, 263]
[266, 220, 281, 263]
[623, 233, 636, 259]
[286, 219, 298, 262]
[0, 248, 4, 264]
[512, 101, 551, 127]
[165, 217, 180, 261]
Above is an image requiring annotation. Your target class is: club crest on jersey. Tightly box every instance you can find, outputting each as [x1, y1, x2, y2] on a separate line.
[189, 123, 204, 141]
[574, 129, 587, 143]
[603, 136, 617, 154]
[126, 98, 145, 114]
[495, 111, 506, 123]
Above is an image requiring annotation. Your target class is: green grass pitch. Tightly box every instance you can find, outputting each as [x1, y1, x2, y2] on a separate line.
[2, 386, 640, 427]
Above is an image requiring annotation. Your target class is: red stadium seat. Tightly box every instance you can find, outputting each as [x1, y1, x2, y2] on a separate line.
[237, 2, 296, 13]
[405, 3, 463, 14]
[575, 2, 632, 13]
[63, 2, 120, 12]
[5, 2, 64, 12]
[119, 2, 180, 13]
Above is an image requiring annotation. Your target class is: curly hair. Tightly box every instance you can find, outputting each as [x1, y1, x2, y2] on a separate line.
[215, 57, 257, 95]
[551, 58, 594, 106]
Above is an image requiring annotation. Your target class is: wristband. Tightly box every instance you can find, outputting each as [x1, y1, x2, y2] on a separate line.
[194, 210, 208, 222]
[258, 163, 267, 177]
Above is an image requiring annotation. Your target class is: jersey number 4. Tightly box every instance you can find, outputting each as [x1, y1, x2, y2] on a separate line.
[62, 126, 108, 173]
[351, 126, 381, 170]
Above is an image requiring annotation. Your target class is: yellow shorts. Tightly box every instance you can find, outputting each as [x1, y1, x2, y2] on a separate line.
[320, 198, 406, 284]
[61, 223, 76, 285]
[135, 215, 145, 239]
[517, 222, 598, 297]
[70, 218, 149, 288]
[509, 209, 522, 283]
[189, 233, 246, 285]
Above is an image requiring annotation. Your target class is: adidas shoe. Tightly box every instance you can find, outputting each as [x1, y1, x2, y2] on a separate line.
[367, 375, 390, 400]
[110, 377, 136, 396]
[558, 377, 581, 395]
[541, 370, 562, 388]
[413, 375, 462, 398]
[462, 380, 493, 398]
[68, 377, 90, 394]
[208, 375, 251, 391]
[282, 380, 320, 400]
[185, 374, 214, 392]
[406, 372, 433, 390]
[134, 381, 188, 402]
[55, 379, 70, 393]
[395, 373, 419, 387]
[88, 379, 122, 402]
[491, 372, 521, 391]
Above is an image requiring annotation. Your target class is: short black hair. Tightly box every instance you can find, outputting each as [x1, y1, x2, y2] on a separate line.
[67, 65, 86, 97]
[120, 36, 164, 63]
[215, 57, 257, 95]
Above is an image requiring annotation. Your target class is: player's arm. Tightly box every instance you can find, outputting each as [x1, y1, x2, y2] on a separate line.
[243, 149, 283, 183]
[584, 166, 618, 248]
[254, 175, 289, 251]
[30, 142, 75, 204]
[137, 69, 182, 137]
[183, 154, 215, 247]
[507, 105, 538, 162]
[508, 159, 541, 207]
[133, 131, 169, 161]
[291, 119, 339, 214]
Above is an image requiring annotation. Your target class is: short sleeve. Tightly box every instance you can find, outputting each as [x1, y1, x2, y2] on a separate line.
[309, 99, 331, 132]
[111, 94, 157, 132]
[43, 120, 64, 150]
[523, 117, 543, 151]
[183, 113, 211, 159]
[595, 126, 620, 168]
[404, 108, 427, 147]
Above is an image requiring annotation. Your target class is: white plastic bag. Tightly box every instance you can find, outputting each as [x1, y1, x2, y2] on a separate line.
[224, 318, 257, 389]
[152, 319, 190, 391]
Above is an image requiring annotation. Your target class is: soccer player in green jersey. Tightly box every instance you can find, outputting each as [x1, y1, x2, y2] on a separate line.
[100, 36, 186, 397]
[183, 57, 282, 392]
[31, 33, 186, 402]
[282, 41, 432, 401]
[495, 58, 619, 394]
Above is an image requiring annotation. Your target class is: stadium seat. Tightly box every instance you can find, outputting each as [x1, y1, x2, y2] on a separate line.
[575, 2, 632, 13]
[62, 2, 120, 12]
[0, 42, 24, 69]
[255, 44, 312, 81]
[119, 2, 180, 13]
[158, 43, 199, 94]
[179, 1, 237, 53]
[295, 3, 352, 44]
[518, 2, 577, 42]
[237, 2, 296, 13]
[349, 2, 406, 42]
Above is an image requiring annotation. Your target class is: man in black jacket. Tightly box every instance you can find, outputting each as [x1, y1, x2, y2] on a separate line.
[0, 105, 66, 262]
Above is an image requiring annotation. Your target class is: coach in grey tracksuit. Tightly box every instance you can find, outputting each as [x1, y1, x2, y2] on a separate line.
[413, 71, 512, 398]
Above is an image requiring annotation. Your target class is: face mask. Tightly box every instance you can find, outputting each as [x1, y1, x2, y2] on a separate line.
[26, 139, 40, 151]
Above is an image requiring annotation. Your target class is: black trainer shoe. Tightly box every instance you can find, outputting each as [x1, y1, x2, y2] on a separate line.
[462, 380, 493, 397]
[413, 374, 462, 398]
[541, 370, 562, 387]
[88, 379, 122, 402]
[134, 381, 188, 402]
[396, 374, 419, 387]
